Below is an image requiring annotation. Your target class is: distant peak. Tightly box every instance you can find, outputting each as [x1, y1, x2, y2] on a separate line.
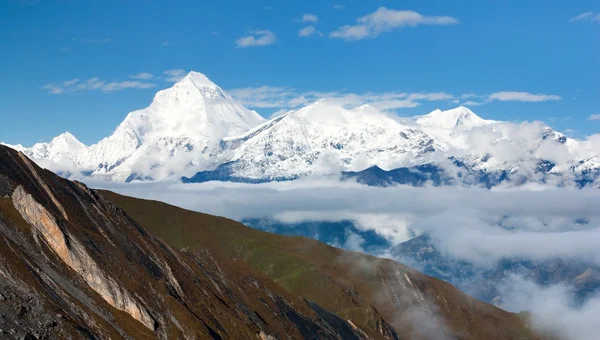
[51, 132, 81, 144]
[449, 105, 476, 116]
[352, 104, 380, 114]
[56, 131, 76, 139]
[419, 106, 492, 129]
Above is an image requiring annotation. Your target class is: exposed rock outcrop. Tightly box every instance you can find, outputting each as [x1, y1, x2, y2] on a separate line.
[12, 185, 157, 330]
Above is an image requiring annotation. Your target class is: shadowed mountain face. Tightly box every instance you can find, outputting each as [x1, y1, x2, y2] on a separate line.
[0, 145, 380, 339]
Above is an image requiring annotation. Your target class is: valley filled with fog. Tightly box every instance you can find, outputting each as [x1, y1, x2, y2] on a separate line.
[97, 178, 600, 340]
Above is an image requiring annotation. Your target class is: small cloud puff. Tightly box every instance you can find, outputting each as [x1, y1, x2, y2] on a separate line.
[235, 30, 277, 48]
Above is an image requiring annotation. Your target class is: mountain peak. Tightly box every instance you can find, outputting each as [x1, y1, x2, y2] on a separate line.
[53, 131, 78, 142]
[418, 106, 492, 130]
[46, 132, 87, 149]
[179, 71, 220, 90]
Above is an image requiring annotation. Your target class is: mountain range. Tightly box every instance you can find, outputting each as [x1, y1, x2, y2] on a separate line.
[3, 71, 599, 187]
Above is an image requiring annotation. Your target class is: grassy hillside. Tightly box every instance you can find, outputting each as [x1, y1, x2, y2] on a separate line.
[100, 189, 541, 340]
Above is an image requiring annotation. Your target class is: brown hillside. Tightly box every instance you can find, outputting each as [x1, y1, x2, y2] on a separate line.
[100, 189, 542, 340]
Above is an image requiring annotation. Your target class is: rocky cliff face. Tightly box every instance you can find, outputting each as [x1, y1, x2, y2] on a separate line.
[0, 145, 381, 339]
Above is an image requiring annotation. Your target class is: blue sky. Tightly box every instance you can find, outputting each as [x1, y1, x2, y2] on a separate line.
[1, 0, 599, 145]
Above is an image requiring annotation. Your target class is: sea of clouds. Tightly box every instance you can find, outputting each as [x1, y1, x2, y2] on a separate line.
[94, 178, 600, 339]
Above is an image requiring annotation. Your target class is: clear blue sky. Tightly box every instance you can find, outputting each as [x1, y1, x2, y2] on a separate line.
[1, 0, 598, 145]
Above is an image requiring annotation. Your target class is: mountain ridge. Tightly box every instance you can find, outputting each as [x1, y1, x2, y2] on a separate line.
[3, 71, 599, 187]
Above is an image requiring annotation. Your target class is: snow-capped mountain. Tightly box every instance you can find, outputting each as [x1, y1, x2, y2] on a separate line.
[3, 71, 599, 187]
[214, 100, 441, 179]
[415, 106, 496, 150]
[4, 72, 265, 181]
[10, 132, 89, 163]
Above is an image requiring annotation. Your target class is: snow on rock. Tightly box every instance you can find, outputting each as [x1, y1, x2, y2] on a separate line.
[220, 100, 440, 179]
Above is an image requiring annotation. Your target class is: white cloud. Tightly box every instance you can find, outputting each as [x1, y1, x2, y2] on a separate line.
[461, 100, 483, 106]
[101, 80, 156, 92]
[76, 78, 104, 90]
[333, 5, 345, 10]
[42, 76, 155, 94]
[489, 91, 562, 102]
[589, 114, 600, 121]
[298, 26, 317, 37]
[160, 41, 170, 46]
[298, 14, 318, 23]
[163, 69, 187, 82]
[499, 276, 600, 340]
[228, 86, 457, 111]
[130, 72, 153, 80]
[235, 30, 276, 47]
[569, 11, 600, 23]
[330, 7, 458, 41]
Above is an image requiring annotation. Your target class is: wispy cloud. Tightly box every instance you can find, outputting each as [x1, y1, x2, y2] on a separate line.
[235, 30, 277, 48]
[102, 81, 155, 92]
[160, 41, 170, 47]
[569, 11, 600, 23]
[130, 72, 153, 80]
[229, 86, 456, 111]
[229, 87, 562, 110]
[589, 114, 600, 121]
[42, 76, 155, 94]
[163, 69, 187, 82]
[461, 100, 484, 106]
[73, 37, 112, 44]
[333, 5, 345, 10]
[43, 79, 80, 94]
[489, 91, 562, 102]
[330, 7, 458, 41]
[298, 14, 318, 23]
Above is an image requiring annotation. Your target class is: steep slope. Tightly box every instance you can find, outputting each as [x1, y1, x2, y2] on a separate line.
[185, 101, 440, 182]
[101, 189, 542, 340]
[0, 145, 377, 339]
